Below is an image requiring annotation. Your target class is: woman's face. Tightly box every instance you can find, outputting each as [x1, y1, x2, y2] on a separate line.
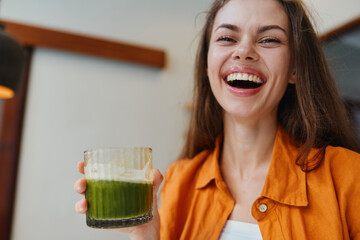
[207, 0, 295, 122]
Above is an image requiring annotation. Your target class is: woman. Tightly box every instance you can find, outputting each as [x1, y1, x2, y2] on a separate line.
[75, 0, 360, 239]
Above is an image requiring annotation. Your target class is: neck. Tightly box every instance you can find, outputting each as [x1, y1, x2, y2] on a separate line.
[220, 114, 278, 180]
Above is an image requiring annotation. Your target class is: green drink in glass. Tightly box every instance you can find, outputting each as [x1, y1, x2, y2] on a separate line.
[84, 147, 153, 228]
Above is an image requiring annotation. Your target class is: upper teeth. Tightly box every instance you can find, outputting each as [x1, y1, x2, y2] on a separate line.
[227, 73, 263, 83]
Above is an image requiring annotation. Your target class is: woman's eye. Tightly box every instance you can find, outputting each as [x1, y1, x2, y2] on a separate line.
[260, 38, 281, 45]
[217, 36, 235, 43]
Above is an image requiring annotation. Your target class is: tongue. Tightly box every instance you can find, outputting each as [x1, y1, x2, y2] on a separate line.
[228, 80, 262, 89]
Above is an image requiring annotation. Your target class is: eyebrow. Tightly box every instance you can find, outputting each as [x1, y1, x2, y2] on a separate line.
[215, 23, 287, 35]
[258, 25, 287, 35]
[215, 23, 239, 32]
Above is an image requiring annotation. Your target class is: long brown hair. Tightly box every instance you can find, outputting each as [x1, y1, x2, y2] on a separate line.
[180, 0, 360, 171]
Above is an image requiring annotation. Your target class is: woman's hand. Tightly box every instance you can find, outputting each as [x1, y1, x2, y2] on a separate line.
[74, 161, 163, 240]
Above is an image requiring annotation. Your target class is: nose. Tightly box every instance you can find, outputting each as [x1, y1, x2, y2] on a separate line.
[232, 40, 259, 62]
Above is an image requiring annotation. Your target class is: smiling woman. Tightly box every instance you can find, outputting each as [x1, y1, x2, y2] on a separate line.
[74, 0, 360, 239]
[165, 0, 360, 238]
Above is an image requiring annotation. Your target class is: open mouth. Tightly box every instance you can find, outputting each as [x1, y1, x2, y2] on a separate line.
[226, 73, 265, 89]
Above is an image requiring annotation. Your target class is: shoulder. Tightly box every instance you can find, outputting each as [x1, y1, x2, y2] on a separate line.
[306, 146, 360, 195]
[159, 149, 214, 238]
[163, 150, 212, 185]
[160, 149, 214, 203]
[315, 146, 360, 192]
[323, 145, 360, 173]
[320, 146, 360, 237]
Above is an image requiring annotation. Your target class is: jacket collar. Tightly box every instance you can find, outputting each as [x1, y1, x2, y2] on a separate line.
[261, 126, 308, 206]
[195, 126, 308, 207]
[195, 136, 228, 192]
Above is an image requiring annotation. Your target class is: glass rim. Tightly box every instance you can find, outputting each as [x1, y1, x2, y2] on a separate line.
[84, 147, 152, 154]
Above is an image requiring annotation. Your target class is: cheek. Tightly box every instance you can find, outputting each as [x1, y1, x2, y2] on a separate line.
[207, 47, 217, 69]
[207, 54, 217, 80]
[207, 47, 227, 80]
[263, 51, 292, 78]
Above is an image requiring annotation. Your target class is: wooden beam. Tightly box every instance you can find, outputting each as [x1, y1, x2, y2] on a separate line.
[319, 16, 360, 42]
[0, 19, 166, 68]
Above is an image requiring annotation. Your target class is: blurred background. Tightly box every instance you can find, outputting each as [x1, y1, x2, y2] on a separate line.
[0, 0, 359, 239]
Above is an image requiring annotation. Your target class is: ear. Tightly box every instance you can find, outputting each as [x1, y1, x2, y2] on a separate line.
[288, 70, 296, 84]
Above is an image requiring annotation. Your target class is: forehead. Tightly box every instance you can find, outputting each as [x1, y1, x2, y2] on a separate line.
[213, 0, 289, 32]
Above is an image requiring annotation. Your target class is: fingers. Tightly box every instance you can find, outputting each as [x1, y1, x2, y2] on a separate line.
[74, 178, 87, 195]
[75, 162, 87, 214]
[74, 161, 87, 214]
[77, 161, 85, 174]
[75, 198, 87, 214]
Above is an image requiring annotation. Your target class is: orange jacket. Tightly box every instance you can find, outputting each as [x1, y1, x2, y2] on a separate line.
[159, 127, 360, 239]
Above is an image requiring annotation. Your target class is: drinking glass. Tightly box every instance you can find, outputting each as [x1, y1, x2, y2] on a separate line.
[84, 147, 153, 228]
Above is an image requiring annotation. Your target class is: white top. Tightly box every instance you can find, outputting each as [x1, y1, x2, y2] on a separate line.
[219, 220, 263, 240]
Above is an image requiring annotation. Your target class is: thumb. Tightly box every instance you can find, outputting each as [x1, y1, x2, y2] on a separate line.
[153, 168, 163, 194]
[152, 168, 163, 212]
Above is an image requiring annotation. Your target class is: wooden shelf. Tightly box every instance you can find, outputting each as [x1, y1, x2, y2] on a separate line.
[0, 19, 166, 68]
[319, 16, 360, 42]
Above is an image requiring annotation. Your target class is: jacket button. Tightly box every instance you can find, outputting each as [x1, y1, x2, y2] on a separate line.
[258, 204, 267, 213]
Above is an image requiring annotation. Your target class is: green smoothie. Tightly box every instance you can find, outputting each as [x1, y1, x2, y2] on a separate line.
[86, 179, 153, 220]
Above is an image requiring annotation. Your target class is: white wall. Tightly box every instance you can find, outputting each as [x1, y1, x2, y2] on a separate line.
[0, 0, 359, 240]
[302, 0, 360, 34]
